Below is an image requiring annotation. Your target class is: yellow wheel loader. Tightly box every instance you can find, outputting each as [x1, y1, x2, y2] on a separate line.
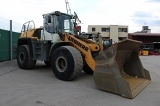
[16, 11, 151, 98]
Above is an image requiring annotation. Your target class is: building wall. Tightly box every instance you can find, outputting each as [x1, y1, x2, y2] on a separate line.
[88, 25, 128, 42]
[110, 25, 118, 43]
[129, 36, 160, 43]
[128, 33, 160, 43]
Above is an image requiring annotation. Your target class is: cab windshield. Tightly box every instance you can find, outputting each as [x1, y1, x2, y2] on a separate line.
[57, 14, 74, 34]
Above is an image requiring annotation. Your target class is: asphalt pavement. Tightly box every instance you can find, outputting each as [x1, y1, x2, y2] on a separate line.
[0, 56, 159, 106]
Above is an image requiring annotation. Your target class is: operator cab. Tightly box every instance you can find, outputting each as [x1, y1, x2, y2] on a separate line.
[43, 11, 74, 34]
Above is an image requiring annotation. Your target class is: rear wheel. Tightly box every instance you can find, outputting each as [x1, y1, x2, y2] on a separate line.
[51, 46, 83, 81]
[17, 45, 36, 69]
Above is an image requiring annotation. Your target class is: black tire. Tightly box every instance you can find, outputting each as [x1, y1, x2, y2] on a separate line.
[51, 46, 83, 81]
[17, 45, 36, 69]
[44, 61, 51, 67]
[83, 64, 94, 74]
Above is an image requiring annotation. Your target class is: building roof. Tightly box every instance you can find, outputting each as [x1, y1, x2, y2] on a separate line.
[129, 33, 160, 36]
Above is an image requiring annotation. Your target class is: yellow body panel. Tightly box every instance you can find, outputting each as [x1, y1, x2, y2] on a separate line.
[20, 29, 35, 38]
[64, 34, 100, 71]
[20, 28, 41, 40]
[80, 39, 100, 51]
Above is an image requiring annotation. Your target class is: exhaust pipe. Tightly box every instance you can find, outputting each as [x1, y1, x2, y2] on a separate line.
[93, 39, 151, 98]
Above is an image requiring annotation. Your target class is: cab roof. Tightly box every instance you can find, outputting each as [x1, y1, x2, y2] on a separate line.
[43, 11, 72, 17]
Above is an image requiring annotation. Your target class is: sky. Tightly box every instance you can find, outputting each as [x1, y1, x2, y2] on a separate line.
[0, 0, 160, 33]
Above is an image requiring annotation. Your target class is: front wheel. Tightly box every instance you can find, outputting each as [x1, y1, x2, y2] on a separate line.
[83, 64, 94, 74]
[51, 46, 83, 81]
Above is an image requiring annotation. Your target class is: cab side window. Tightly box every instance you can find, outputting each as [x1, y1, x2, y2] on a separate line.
[48, 15, 51, 23]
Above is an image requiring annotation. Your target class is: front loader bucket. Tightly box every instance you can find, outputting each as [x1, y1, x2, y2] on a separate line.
[93, 39, 151, 99]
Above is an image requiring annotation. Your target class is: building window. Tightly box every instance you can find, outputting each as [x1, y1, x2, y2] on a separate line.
[119, 37, 127, 41]
[118, 28, 128, 32]
[92, 28, 96, 31]
[101, 28, 110, 32]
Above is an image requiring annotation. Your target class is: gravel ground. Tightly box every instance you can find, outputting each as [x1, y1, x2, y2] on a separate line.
[0, 56, 159, 106]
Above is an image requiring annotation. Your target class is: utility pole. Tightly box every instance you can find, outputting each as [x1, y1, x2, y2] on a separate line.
[10, 20, 12, 60]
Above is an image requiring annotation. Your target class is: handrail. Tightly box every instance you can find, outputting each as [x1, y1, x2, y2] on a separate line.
[21, 20, 35, 33]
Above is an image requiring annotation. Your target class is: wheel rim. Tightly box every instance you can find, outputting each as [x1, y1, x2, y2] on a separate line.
[19, 52, 25, 64]
[56, 56, 67, 72]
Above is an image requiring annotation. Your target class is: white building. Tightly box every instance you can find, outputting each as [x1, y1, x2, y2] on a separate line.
[88, 25, 128, 42]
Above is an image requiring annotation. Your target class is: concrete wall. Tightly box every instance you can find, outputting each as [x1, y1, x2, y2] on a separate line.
[110, 25, 118, 43]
